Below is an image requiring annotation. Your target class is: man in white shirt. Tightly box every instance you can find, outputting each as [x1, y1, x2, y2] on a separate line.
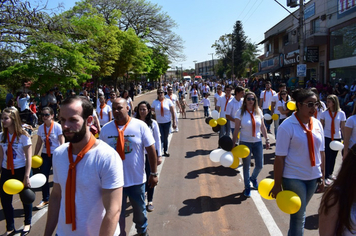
[166, 86, 181, 132]
[259, 81, 276, 133]
[216, 85, 233, 138]
[226, 86, 245, 134]
[100, 98, 158, 236]
[202, 82, 210, 97]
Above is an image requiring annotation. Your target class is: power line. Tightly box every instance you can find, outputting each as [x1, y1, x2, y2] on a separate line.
[237, 1, 252, 20]
[241, 0, 260, 22]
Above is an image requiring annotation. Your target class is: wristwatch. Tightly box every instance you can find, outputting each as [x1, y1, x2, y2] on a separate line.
[150, 172, 159, 177]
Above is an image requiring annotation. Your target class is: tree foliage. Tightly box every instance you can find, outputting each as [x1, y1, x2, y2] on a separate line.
[232, 21, 247, 77]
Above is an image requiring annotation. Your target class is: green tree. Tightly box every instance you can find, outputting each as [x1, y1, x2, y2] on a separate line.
[232, 21, 247, 77]
[147, 47, 170, 81]
[242, 41, 260, 77]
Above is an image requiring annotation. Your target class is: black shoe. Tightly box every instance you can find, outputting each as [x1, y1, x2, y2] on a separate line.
[164, 152, 170, 157]
[138, 231, 149, 236]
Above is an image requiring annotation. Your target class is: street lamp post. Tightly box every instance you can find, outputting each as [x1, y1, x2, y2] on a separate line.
[208, 53, 214, 79]
[193, 60, 197, 76]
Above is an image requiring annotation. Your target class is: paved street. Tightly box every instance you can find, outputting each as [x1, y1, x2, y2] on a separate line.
[0, 90, 342, 235]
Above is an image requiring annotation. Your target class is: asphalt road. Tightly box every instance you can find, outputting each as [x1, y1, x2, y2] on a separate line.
[0, 89, 342, 235]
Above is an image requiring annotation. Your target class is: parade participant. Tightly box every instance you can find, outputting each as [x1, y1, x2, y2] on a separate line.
[271, 83, 288, 136]
[214, 85, 225, 110]
[107, 90, 118, 110]
[96, 95, 112, 127]
[189, 84, 200, 107]
[166, 86, 181, 132]
[259, 81, 275, 133]
[178, 82, 185, 99]
[216, 85, 233, 138]
[319, 143, 356, 236]
[44, 96, 123, 236]
[122, 90, 134, 116]
[311, 87, 326, 120]
[232, 92, 269, 197]
[136, 101, 162, 212]
[18, 92, 31, 124]
[152, 88, 176, 157]
[100, 98, 158, 236]
[270, 89, 325, 236]
[0, 108, 32, 236]
[199, 93, 211, 118]
[226, 86, 245, 134]
[320, 95, 346, 185]
[202, 82, 210, 98]
[277, 90, 291, 125]
[179, 94, 188, 119]
[34, 107, 64, 210]
[343, 102, 356, 159]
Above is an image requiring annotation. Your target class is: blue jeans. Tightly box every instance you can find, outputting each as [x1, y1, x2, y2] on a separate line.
[119, 183, 147, 235]
[0, 167, 32, 231]
[192, 96, 198, 104]
[240, 141, 263, 189]
[159, 121, 171, 153]
[219, 120, 231, 138]
[263, 109, 271, 130]
[282, 178, 318, 236]
[324, 137, 341, 179]
[203, 106, 209, 117]
[39, 153, 52, 201]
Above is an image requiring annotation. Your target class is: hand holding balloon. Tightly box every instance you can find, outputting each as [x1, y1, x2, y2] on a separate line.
[23, 175, 31, 188]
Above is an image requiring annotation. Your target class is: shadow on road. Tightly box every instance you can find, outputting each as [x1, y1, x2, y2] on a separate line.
[305, 214, 319, 230]
[264, 152, 275, 166]
[178, 193, 246, 216]
[185, 149, 212, 158]
[186, 133, 216, 139]
[185, 166, 239, 179]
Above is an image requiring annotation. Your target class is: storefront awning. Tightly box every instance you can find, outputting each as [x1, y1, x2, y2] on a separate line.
[253, 66, 280, 76]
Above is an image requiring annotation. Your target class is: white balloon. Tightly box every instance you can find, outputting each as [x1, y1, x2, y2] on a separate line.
[211, 110, 219, 120]
[210, 149, 226, 163]
[220, 152, 234, 167]
[30, 174, 47, 188]
[329, 141, 344, 151]
[264, 114, 272, 120]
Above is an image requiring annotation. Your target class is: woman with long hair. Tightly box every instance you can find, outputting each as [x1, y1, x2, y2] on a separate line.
[151, 88, 176, 157]
[277, 89, 291, 125]
[34, 107, 64, 209]
[232, 92, 270, 197]
[270, 88, 325, 236]
[122, 90, 134, 116]
[0, 108, 32, 235]
[320, 95, 346, 185]
[135, 101, 162, 212]
[343, 103, 356, 160]
[319, 143, 356, 236]
[189, 84, 200, 105]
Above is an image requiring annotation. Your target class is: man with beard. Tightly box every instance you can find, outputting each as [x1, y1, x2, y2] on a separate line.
[100, 98, 158, 236]
[44, 96, 124, 236]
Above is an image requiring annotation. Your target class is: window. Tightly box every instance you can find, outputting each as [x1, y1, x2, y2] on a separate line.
[283, 34, 289, 45]
[311, 18, 320, 34]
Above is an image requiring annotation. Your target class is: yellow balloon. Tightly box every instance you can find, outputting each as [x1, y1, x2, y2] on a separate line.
[287, 101, 296, 111]
[217, 117, 227, 126]
[269, 105, 271, 110]
[32, 155, 43, 168]
[272, 114, 279, 121]
[258, 179, 275, 200]
[209, 119, 218, 127]
[231, 145, 250, 158]
[3, 179, 24, 195]
[95, 133, 99, 138]
[276, 190, 301, 214]
[229, 156, 240, 169]
[238, 132, 240, 139]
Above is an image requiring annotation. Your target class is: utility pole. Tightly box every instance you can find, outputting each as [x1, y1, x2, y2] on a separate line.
[298, 0, 305, 85]
[193, 60, 197, 76]
[208, 53, 214, 79]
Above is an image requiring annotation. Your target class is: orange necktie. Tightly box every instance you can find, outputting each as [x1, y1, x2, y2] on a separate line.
[100, 103, 106, 119]
[224, 95, 231, 111]
[194, 89, 197, 95]
[247, 110, 256, 137]
[160, 99, 164, 116]
[115, 117, 131, 160]
[66, 134, 96, 231]
[329, 110, 337, 141]
[295, 113, 316, 166]
[7, 132, 16, 175]
[44, 121, 54, 157]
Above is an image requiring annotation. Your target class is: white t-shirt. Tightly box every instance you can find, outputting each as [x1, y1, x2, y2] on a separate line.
[345, 115, 356, 149]
[320, 110, 346, 139]
[314, 101, 327, 120]
[147, 120, 161, 157]
[214, 92, 225, 103]
[190, 89, 199, 98]
[217, 95, 233, 118]
[271, 93, 290, 114]
[235, 108, 263, 143]
[165, 94, 178, 112]
[52, 140, 124, 236]
[96, 104, 112, 126]
[107, 99, 113, 109]
[260, 89, 276, 109]
[37, 122, 63, 154]
[202, 85, 210, 93]
[277, 100, 289, 120]
[0, 133, 31, 169]
[151, 99, 174, 124]
[179, 86, 185, 93]
[99, 118, 155, 187]
[126, 97, 133, 111]
[275, 114, 324, 180]
[226, 98, 243, 129]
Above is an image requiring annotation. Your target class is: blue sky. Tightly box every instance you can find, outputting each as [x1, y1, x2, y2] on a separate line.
[33, 0, 295, 70]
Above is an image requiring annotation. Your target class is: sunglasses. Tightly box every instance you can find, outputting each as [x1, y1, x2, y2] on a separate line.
[157, 91, 164, 94]
[246, 97, 255, 101]
[302, 102, 320, 108]
[41, 113, 50, 117]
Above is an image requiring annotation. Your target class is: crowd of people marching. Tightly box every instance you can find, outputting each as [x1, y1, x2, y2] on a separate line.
[1, 76, 356, 236]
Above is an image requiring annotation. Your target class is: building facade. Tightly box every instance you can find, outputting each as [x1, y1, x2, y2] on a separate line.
[195, 59, 219, 80]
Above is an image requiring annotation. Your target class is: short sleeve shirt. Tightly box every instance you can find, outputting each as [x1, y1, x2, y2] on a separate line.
[320, 110, 346, 139]
[1, 133, 31, 169]
[37, 122, 63, 154]
[96, 104, 112, 126]
[260, 90, 276, 109]
[151, 99, 174, 124]
[226, 98, 243, 128]
[345, 115, 356, 149]
[235, 108, 263, 143]
[217, 95, 233, 118]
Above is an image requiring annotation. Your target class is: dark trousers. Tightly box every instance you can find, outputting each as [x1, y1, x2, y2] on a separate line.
[203, 106, 209, 117]
[158, 121, 171, 153]
[39, 153, 52, 201]
[145, 154, 155, 202]
[324, 137, 341, 179]
[0, 167, 32, 231]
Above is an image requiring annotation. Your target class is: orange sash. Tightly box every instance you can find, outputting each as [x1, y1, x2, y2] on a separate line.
[247, 110, 256, 137]
[295, 113, 316, 166]
[44, 121, 54, 157]
[329, 110, 337, 141]
[7, 132, 16, 175]
[114, 117, 131, 160]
